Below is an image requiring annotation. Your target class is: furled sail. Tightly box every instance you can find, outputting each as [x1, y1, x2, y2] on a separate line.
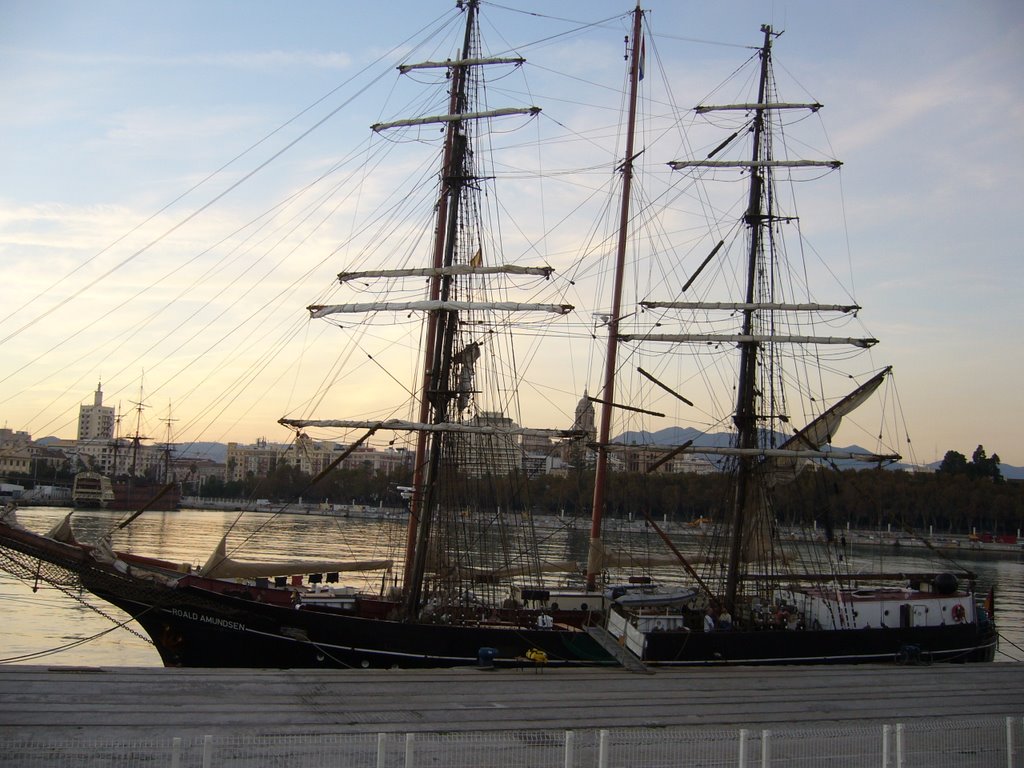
[309, 300, 573, 318]
[199, 536, 393, 580]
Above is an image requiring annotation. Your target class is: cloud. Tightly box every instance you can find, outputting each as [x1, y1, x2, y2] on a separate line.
[0, 45, 352, 72]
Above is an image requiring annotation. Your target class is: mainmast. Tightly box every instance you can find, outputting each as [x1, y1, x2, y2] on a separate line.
[402, 28, 464, 593]
[586, 5, 644, 591]
[401, 0, 480, 618]
[282, 0, 558, 616]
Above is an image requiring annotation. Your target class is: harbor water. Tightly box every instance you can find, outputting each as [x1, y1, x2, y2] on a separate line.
[1, 506, 1021, 667]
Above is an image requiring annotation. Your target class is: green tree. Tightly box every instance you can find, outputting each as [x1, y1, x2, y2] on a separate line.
[938, 450, 968, 475]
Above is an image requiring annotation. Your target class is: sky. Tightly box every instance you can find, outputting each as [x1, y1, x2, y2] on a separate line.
[0, 1, 1022, 467]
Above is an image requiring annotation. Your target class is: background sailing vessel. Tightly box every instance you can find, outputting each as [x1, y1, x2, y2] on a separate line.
[71, 385, 181, 512]
[0, 3, 999, 668]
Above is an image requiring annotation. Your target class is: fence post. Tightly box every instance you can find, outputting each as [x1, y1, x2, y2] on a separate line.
[171, 737, 181, 768]
[738, 728, 750, 768]
[1007, 716, 1014, 768]
[882, 724, 891, 768]
[404, 733, 415, 768]
[564, 730, 575, 768]
[598, 729, 609, 768]
[761, 729, 771, 767]
[202, 735, 213, 768]
[896, 723, 904, 768]
[377, 732, 387, 768]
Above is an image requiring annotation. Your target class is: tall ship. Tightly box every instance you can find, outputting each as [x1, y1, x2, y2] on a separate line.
[108, 389, 180, 512]
[0, 3, 996, 668]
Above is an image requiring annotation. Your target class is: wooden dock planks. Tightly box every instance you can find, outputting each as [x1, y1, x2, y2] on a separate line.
[0, 663, 1020, 741]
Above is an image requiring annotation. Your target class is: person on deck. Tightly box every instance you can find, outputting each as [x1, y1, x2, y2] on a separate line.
[717, 608, 732, 630]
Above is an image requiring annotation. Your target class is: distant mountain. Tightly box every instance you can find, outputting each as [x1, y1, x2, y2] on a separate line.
[613, 428, 1024, 479]
[173, 442, 228, 463]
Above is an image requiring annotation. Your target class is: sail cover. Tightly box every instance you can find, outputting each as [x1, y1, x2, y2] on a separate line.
[199, 536, 393, 579]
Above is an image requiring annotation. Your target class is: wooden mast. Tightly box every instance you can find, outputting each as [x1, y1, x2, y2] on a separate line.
[586, 4, 644, 591]
[401, 0, 478, 618]
[402, 42, 463, 592]
[724, 24, 774, 612]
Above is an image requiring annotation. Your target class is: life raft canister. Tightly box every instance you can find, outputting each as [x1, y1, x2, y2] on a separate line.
[525, 648, 548, 664]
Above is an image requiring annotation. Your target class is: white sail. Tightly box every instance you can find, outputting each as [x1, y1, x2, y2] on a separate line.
[765, 368, 893, 485]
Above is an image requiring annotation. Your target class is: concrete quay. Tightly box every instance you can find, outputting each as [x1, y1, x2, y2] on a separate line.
[0, 663, 1020, 742]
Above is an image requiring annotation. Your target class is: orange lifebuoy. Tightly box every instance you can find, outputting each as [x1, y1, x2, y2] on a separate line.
[951, 604, 966, 623]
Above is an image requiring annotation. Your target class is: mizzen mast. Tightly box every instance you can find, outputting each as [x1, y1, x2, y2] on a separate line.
[586, 4, 645, 591]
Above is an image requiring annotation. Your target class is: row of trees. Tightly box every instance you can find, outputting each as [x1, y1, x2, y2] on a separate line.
[538, 465, 1023, 536]
[937, 445, 1003, 482]
[226, 455, 1022, 537]
[10, 447, 1021, 536]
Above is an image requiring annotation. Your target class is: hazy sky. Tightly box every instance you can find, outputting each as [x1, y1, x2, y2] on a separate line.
[0, 1, 1022, 466]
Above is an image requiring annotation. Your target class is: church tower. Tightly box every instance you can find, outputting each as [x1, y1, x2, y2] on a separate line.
[571, 389, 596, 440]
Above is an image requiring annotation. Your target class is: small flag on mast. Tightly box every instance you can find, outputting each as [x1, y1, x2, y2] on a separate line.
[638, 35, 645, 81]
[469, 248, 483, 267]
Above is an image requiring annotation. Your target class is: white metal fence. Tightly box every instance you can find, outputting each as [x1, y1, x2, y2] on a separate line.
[2, 716, 1020, 767]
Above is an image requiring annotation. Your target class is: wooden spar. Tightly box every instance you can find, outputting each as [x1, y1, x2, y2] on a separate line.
[637, 367, 694, 406]
[681, 240, 724, 293]
[640, 509, 716, 600]
[306, 428, 379, 487]
[644, 439, 693, 474]
[587, 5, 644, 591]
[724, 25, 774, 613]
[586, 395, 663, 418]
[113, 482, 177, 531]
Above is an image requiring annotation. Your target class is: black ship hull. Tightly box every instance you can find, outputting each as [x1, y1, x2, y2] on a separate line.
[0, 520, 996, 670]
[90, 574, 999, 669]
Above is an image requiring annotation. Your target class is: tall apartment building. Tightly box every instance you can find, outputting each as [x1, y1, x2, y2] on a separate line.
[77, 383, 116, 442]
[73, 384, 117, 473]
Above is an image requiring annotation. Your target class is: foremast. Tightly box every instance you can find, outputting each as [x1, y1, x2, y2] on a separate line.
[402, 0, 480, 618]
[586, 4, 645, 592]
[281, 0, 569, 618]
